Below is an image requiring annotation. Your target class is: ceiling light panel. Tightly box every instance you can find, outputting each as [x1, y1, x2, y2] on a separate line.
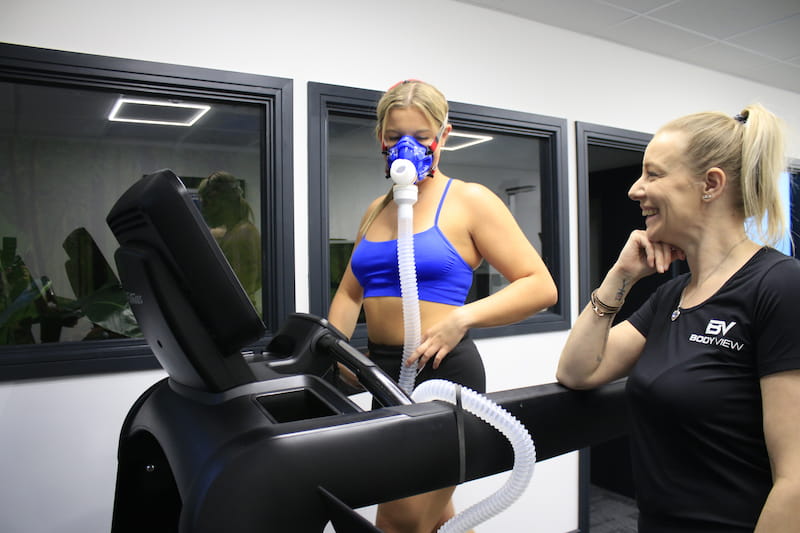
[442, 131, 493, 151]
[108, 97, 210, 126]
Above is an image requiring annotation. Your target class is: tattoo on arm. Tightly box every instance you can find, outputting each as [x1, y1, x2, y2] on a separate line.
[615, 279, 629, 304]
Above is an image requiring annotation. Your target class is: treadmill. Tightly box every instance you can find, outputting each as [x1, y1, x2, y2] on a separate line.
[107, 169, 628, 532]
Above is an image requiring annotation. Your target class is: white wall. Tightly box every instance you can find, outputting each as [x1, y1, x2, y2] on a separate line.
[1, 1, 798, 532]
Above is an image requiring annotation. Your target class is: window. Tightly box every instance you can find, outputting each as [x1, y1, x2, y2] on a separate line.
[575, 122, 658, 308]
[308, 83, 569, 350]
[746, 169, 795, 256]
[0, 43, 294, 380]
[789, 163, 799, 259]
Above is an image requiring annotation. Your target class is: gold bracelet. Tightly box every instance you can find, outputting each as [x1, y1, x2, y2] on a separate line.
[590, 289, 622, 317]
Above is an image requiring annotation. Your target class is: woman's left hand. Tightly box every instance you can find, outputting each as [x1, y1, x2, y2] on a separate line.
[406, 309, 468, 371]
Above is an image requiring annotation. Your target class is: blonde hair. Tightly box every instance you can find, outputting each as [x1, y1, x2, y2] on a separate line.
[198, 170, 254, 224]
[358, 80, 449, 237]
[659, 103, 788, 246]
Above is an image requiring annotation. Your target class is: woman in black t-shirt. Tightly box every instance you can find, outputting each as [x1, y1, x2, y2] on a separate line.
[557, 104, 800, 531]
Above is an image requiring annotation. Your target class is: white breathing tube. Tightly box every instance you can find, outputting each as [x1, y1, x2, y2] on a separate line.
[412, 380, 536, 533]
[389, 159, 536, 532]
[390, 158, 423, 395]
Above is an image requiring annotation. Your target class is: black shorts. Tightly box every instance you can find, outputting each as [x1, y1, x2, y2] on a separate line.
[367, 335, 486, 396]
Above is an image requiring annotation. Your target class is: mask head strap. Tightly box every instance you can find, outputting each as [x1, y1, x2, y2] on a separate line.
[428, 114, 448, 153]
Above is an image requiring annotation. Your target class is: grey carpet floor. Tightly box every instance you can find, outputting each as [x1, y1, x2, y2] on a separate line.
[589, 485, 639, 533]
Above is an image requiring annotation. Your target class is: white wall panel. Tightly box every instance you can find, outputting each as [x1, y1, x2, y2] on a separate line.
[1, 1, 798, 531]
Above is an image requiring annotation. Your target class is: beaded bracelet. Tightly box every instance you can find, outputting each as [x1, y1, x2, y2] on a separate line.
[590, 289, 622, 317]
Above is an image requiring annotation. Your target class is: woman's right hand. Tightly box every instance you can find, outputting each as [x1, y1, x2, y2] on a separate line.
[337, 362, 364, 391]
[613, 230, 685, 281]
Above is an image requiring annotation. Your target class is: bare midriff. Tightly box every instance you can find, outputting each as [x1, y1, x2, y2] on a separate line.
[362, 296, 459, 345]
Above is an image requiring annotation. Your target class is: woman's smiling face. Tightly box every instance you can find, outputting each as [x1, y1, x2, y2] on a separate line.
[628, 129, 702, 244]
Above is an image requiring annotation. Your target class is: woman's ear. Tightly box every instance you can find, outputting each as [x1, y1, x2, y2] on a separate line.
[439, 123, 453, 148]
[702, 167, 727, 200]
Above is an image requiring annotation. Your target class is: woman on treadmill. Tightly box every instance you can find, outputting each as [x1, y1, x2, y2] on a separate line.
[328, 79, 557, 533]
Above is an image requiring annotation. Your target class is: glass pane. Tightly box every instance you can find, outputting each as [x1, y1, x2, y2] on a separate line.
[792, 170, 800, 259]
[745, 170, 793, 255]
[443, 129, 544, 303]
[327, 113, 384, 322]
[0, 80, 264, 346]
[326, 112, 544, 320]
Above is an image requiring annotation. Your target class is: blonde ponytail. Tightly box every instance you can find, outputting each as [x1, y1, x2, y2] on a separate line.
[357, 188, 394, 238]
[738, 104, 788, 246]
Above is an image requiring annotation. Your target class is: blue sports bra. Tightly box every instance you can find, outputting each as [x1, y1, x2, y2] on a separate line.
[350, 179, 474, 306]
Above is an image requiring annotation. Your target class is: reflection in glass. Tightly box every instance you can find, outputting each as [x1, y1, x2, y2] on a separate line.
[0, 80, 263, 345]
[196, 171, 262, 313]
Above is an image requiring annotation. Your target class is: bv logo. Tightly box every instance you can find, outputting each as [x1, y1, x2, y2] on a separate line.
[705, 319, 736, 336]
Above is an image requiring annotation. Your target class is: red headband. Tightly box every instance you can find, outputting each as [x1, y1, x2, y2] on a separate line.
[386, 78, 424, 91]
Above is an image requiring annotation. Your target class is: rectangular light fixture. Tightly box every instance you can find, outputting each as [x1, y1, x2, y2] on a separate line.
[108, 97, 210, 126]
[441, 131, 493, 151]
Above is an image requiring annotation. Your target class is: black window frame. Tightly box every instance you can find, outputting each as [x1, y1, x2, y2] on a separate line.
[575, 121, 654, 533]
[308, 82, 570, 351]
[0, 42, 294, 381]
[790, 160, 800, 260]
[576, 122, 654, 307]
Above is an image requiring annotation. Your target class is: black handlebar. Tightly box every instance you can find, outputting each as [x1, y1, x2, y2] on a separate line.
[316, 332, 412, 407]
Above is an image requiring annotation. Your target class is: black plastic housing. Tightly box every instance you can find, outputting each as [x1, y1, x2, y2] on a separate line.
[107, 169, 265, 391]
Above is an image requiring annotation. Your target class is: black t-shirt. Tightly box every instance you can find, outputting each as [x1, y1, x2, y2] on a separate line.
[626, 247, 800, 532]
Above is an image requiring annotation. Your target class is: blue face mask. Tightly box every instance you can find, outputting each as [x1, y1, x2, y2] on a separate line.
[384, 135, 434, 184]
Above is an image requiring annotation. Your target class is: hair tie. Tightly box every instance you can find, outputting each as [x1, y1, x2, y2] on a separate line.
[733, 113, 747, 124]
[387, 79, 423, 91]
